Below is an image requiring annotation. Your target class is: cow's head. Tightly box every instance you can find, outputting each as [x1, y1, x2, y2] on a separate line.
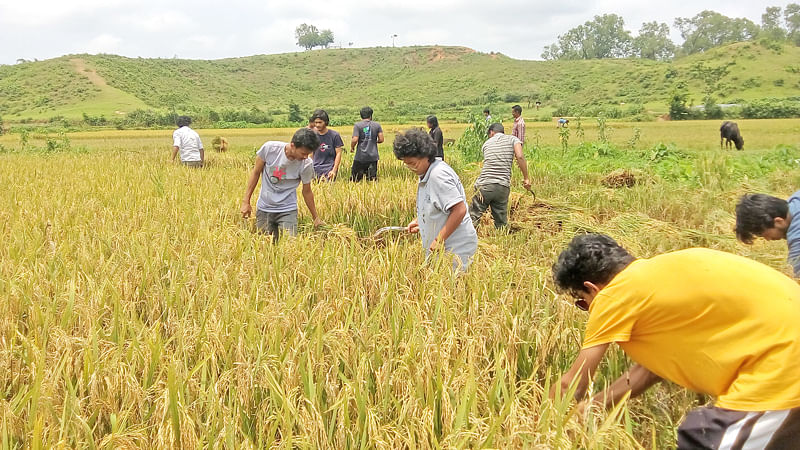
[735, 136, 744, 150]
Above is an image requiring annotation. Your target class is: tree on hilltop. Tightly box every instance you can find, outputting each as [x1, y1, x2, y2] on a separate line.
[542, 14, 632, 60]
[633, 22, 675, 60]
[295, 24, 335, 50]
[761, 6, 787, 41]
[674, 11, 760, 55]
[785, 4, 800, 45]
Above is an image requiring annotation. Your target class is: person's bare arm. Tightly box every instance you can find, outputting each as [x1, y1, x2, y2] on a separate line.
[172, 146, 179, 161]
[431, 202, 467, 250]
[240, 157, 265, 218]
[579, 364, 662, 412]
[200, 147, 205, 164]
[377, 131, 385, 144]
[550, 344, 609, 401]
[328, 146, 343, 179]
[513, 142, 531, 190]
[302, 183, 323, 226]
[350, 135, 358, 152]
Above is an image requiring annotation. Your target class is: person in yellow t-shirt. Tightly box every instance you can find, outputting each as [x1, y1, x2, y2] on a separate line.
[549, 233, 800, 449]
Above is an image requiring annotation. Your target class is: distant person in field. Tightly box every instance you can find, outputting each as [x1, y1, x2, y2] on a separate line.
[171, 115, 204, 167]
[310, 109, 344, 181]
[557, 118, 569, 128]
[240, 128, 324, 242]
[350, 106, 384, 182]
[394, 128, 477, 272]
[469, 123, 531, 229]
[736, 192, 800, 276]
[483, 108, 492, 122]
[427, 115, 445, 160]
[511, 105, 525, 144]
[551, 233, 800, 449]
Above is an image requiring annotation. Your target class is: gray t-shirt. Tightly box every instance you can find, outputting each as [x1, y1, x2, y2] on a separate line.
[417, 159, 478, 270]
[353, 119, 383, 162]
[475, 133, 522, 188]
[786, 190, 800, 275]
[256, 141, 314, 213]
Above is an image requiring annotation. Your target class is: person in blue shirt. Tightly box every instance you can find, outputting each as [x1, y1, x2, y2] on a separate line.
[735, 191, 800, 276]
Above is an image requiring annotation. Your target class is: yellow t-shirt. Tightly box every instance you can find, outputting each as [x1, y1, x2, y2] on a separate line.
[582, 248, 800, 411]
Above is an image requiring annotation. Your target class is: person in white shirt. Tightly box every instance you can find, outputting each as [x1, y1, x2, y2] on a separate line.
[171, 116, 204, 167]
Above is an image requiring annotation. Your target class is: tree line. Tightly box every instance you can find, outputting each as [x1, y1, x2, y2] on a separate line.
[542, 5, 800, 61]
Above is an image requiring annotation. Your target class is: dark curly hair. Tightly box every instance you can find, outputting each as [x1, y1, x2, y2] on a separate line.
[735, 194, 788, 244]
[552, 233, 635, 298]
[393, 128, 437, 162]
[176, 115, 192, 127]
[291, 127, 320, 152]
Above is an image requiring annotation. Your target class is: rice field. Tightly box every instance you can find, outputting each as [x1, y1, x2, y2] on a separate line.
[1, 119, 800, 448]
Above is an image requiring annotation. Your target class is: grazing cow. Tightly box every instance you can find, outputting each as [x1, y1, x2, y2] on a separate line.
[720, 121, 744, 150]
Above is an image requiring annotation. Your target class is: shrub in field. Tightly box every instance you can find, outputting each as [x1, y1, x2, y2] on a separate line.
[454, 114, 489, 163]
[741, 99, 800, 118]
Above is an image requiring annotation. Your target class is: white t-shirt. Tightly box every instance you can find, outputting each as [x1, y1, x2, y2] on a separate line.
[172, 126, 203, 162]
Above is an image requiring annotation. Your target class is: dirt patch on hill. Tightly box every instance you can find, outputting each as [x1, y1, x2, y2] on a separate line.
[427, 46, 475, 62]
[70, 58, 108, 88]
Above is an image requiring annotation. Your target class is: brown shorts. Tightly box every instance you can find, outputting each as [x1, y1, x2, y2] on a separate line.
[677, 405, 800, 449]
[181, 160, 203, 168]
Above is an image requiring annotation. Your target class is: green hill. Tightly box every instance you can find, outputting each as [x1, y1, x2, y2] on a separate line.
[2, 42, 799, 122]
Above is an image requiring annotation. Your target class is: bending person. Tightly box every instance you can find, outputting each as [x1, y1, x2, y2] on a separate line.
[551, 233, 800, 449]
[394, 128, 477, 272]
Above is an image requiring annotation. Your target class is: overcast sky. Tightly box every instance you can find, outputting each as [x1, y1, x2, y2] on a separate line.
[0, 0, 794, 65]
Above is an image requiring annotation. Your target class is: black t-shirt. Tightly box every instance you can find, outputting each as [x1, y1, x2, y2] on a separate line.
[430, 127, 444, 159]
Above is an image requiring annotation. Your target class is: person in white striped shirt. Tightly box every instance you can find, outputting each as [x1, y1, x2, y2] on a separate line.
[468, 122, 531, 229]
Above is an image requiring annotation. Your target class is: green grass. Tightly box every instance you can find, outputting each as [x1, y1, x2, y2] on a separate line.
[2, 42, 800, 122]
[1, 120, 799, 447]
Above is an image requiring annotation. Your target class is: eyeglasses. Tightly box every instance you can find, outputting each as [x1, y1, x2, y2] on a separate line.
[573, 299, 589, 311]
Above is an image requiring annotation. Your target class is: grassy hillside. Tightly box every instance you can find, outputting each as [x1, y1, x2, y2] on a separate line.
[2, 42, 799, 122]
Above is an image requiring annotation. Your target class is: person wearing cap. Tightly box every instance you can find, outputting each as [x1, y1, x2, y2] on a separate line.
[550, 233, 800, 448]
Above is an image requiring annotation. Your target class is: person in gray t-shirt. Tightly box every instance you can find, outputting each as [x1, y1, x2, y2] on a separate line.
[469, 122, 531, 229]
[736, 191, 800, 276]
[393, 128, 478, 272]
[350, 106, 384, 181]
[241, 128, 325, 241]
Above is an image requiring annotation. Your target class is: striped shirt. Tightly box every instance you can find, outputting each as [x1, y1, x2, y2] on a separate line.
[475, 133, 521, 188]
[512, 117, 525, 143]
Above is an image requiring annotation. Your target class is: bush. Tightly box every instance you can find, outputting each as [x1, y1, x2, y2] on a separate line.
[454, 114, 488, 163]
[741, 99, 800, 119]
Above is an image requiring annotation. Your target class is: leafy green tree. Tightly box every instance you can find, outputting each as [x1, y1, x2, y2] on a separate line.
[541, 14, 632, 60]
[295, 23, 334, 50]
[761, 6, 787, 41]
[669, 89, 691, 120]
[674, 11, 760, 55]
[318, 29, 334, 49]
[633, 21, 675, 60]
[786, 3, 800, 45]
[288, 103, 303, 123]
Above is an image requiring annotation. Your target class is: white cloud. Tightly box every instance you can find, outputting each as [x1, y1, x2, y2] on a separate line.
[0, 0, 797, 64]
[84, 34, 123, 54]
